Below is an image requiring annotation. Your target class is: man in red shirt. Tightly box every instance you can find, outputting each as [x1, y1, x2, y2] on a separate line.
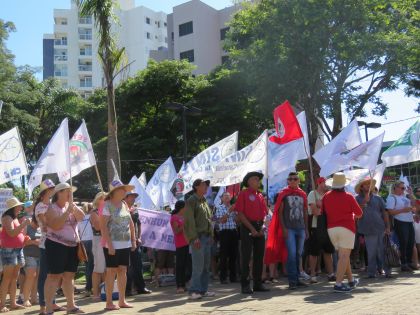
[235, 171, 269, 294]
[323, 173, 363, 293]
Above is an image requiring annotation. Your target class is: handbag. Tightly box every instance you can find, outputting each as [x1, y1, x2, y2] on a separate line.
[384, 234, 400, 267]
[71, 217, 89, 263]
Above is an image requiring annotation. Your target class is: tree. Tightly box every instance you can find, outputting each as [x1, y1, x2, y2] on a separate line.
[226, 0, 418, 150]
[78, 0, 126, 182]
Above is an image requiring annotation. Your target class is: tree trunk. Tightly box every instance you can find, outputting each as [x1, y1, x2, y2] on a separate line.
[106, 80, 121, 184]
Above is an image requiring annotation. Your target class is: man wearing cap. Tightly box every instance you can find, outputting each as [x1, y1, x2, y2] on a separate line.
[235, 171, 269, 294]
[355, 178, 391, 278]
[307, 177, 335, 283]
[184, 179, 215, 300]
[275, 172, 309, 290]
[323, 173, 363, 293]
[124, 191, 152, 296]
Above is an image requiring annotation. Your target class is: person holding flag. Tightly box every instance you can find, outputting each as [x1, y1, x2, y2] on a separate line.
[235, 171, 269, 294]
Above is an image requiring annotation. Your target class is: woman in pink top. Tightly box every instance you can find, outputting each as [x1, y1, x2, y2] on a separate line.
[44, 183, 85, 315]
[170, 200, 191, 293]
[0, 197, 29, 312]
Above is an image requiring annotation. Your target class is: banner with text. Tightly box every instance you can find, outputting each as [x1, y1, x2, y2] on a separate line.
[138, 208, 176, 251]
[0, 127, 28, 185]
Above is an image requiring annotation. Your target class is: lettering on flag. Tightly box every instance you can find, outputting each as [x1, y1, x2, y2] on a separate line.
[138, 209, 175, 251]
[0, 127, 28, 185]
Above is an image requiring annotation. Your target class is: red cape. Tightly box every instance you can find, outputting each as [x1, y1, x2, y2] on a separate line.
[264, 187, 307, 264]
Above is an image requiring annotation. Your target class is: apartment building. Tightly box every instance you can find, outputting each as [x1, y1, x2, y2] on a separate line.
[165, 0, 241, 75]
[43, 0, 167, 98]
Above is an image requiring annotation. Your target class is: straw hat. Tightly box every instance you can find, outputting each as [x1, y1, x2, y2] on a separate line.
[355, 178, 377, 195]
[54, 182, 77, 195]
[6, 197, 25, 210]
[92, 191, 107, 208]
[108, 179, 135, 195]
[325, 172, 350, 189]
[39, 179, 56, 193]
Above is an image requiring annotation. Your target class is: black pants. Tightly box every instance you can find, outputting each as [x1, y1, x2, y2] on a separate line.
[175, 245, 192, 288]
[219, 229, 238, 282]
[240, 224, 265, 288]
[126, 246, 146, 293]
[394, 219, 415, 266]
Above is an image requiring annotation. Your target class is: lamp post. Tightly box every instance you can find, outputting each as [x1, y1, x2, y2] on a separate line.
[165, 102, 201, 162]
[358, 121, 382, 141]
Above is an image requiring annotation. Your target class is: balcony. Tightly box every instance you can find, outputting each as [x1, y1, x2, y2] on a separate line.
[54, 39, 67, 46]
[80, 80, 92, 88]
[78, 64, 92, 71]
[78, 17, 92, 24]
[54, 70, 68, 77]
[80, 49, 92, 56]
[54, 55, 68, 61]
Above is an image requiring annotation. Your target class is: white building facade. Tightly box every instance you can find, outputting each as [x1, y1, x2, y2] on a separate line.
[43, 0, 167, 98]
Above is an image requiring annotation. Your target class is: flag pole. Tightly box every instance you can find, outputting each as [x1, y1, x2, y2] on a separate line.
[94, 164, 104, 193]
[303, 136, 316, 194]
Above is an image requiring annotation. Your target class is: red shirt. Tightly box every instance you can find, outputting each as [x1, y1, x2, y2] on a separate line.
[322, 190, 363, 233]
[170, 214, 188, 248]
[235, 188, 268, 221]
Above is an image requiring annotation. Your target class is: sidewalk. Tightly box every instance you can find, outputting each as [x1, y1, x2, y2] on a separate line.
[10, 271, 420, 315]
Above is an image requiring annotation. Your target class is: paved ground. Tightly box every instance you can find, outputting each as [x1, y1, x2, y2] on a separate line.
[8, 270, 420, 315]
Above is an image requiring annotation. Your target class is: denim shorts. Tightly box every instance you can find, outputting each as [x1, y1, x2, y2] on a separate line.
[25, 256, 40, 269]
[1, 248, 25, 267]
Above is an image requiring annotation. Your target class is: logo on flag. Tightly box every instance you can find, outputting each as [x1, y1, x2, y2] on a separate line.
[270, 100, 303, 145]
[277, 117, 286, 138]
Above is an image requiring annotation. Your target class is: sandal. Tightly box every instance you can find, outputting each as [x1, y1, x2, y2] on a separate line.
[10, 304, 26, 310]
[53, 306, 66, 312]
[66, 307, 85, 314]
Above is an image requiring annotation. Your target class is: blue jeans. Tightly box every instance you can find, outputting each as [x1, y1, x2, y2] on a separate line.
[286, 228, 306, 285]
[189, 235, 211, 294]
[82, 240, 94, 291]
[38, 248, 55, 307]
[364, 233, 389, 276]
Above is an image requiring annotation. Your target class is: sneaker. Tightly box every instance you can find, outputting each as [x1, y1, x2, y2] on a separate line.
[327, 274, 336, 282]
[334, 284, 352, 293]
[201, 291, 216, 297]
[299, 271, 311, 281]
[310, 276, 318, 284]
[288, 283, 298, 290]
[189, 293, 202, 300]
[349, 278, 360, 290]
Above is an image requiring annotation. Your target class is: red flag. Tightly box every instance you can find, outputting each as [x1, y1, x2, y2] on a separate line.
[269, 100, 303, 144]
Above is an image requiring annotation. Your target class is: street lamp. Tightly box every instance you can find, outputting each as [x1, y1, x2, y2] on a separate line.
[165, 102, 201, 162]
[358, 121, 382, 141]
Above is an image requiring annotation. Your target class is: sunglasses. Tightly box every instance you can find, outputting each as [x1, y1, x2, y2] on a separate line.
[288, 177, 299, 181]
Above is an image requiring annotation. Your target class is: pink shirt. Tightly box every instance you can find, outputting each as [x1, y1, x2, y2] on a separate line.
[0, 218, 25, 248]
[170, 214, 188, 248]
[35, 202, 49, 249]
[46, 203, 79, 247]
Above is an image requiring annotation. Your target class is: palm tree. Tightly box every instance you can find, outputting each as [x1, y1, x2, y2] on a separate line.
[78, 0, 125, 183]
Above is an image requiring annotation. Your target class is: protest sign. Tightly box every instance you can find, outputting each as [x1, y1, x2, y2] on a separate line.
[0, 188, 13, 217]
[138, 208, 175, 251]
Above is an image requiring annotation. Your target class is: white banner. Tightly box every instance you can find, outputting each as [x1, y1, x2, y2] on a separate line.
[0, 127, 28, 185]
[129, 175, 158, 210]
[146, 157, 177, 209]
[58, 120, 96, 182]
[28, 118, 70, 196]
[138, 208, 175, 251]
[211, 130, 268, 186]
[179, 131, 238, 193]
[0, 188, 13, 217]
[138, 172, 147, 188]
[344, 163, 386, 195]
[382, 120, 420, 167]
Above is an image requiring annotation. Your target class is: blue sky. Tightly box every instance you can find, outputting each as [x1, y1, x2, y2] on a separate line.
[1, 0, 418, 142]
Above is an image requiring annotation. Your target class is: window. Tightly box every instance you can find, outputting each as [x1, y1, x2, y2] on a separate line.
[180, 49, 194, 63]
[157, 21, 161, 28]
[146, 17, 151, 24]
[171, 32, 174, 41]
[79, 16, 92, 24]
[164, 22, 167, 27]
[80, 76, 92, 87]
[146, 32, 151, 39]
[220, 27, 229, 40]
[54, 36, 67, 46]
[80, 45, 92, 56]
[179, 21, 193, 37]
[79, 28, 92, 40]
[54, 64, 68, 76]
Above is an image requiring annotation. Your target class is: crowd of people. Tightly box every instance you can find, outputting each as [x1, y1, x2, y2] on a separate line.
[0, 171, 420, 312]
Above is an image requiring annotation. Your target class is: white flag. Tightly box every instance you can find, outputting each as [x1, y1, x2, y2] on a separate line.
[296, 111, 310, 160]
[28, 118, 70, 196]
[320, 132, 384, 177]
[146, 157, 177, 209]
[179, 132, 238, 193]
[399, 173, 410, 188]
[314, 120, 362, 170]
[138, 172, 147, 188]
[211, 130, 268, 187]
[0, 127, 28, 185]
[382, 120, 420, 167]
[213, 186, 226, 208]
[58, 120, 96, 182]
[129, 176, 157, 210]
[344, 163, 386, 195]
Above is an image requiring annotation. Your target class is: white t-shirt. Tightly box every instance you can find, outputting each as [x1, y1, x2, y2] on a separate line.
[386, 194, 413, 222]
[102, 201, 132, 250]
[35, 202, 49, 249]
[308, 190, 322, 228]
[78, 214, 93, 241]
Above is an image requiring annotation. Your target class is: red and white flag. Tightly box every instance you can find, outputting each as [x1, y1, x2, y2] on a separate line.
[269, 100, 303, 144]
